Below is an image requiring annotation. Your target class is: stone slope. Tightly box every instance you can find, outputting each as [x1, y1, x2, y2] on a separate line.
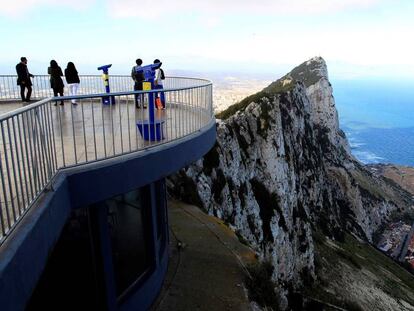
[169, 57, 414, 309]
[312, 232, 414, 311]
[368, 164, 414, 195]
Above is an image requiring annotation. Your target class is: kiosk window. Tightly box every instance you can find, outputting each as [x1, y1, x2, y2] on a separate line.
[107, 188, 152, 296]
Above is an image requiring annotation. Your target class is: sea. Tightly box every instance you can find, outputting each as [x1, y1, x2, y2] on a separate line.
[332, 79, 414, 167]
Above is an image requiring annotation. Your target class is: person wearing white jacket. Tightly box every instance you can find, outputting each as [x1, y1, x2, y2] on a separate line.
[153, 59, 165, 109]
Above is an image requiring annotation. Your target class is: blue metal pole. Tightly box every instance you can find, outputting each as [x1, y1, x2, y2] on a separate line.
[148, 78, 155, 125]
[134, 63, 163, 141]
[97, 65, 113, 105]
[103, 69, 110, 105]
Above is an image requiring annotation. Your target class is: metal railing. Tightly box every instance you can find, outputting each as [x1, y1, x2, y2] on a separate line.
[0, 77, 213, 243]
[0, 75, 206, 101]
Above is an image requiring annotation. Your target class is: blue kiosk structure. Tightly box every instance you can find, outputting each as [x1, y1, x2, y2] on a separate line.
[135, 63, 165, 141]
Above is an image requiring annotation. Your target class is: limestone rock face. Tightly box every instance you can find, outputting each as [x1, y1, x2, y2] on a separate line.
[280, 56, 349, 151]
[168, 58, 414, 308]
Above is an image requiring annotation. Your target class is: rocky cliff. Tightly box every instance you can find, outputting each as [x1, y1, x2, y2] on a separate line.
[169, 57, 414, 310]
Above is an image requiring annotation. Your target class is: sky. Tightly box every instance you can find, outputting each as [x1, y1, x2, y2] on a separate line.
[1, 0, 414, 80]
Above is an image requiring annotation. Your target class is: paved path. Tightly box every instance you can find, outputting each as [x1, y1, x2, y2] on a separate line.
[153, 201, 256, 311]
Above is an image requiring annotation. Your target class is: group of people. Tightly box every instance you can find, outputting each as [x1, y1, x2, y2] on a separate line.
[131, 58, 166, 109]
[16, 57, 80, 105]
[48, 60, 80, 105]
[16, 56, 166, 108]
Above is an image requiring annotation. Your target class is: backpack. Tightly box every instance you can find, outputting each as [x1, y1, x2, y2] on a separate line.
[132, 66, 144, 82]
[160, 68, 165, 80]
[136, 72, 144, 82]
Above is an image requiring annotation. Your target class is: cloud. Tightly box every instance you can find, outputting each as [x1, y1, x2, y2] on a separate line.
[0, 0, 95, 17]
[148, 15, 414, 78]
[107, 0, 381, 18]
[0, 0, 382, 20]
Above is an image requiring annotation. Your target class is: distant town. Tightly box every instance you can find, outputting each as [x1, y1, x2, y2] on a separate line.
[211, 76, 269, 113]
[378, 221, 414, 269]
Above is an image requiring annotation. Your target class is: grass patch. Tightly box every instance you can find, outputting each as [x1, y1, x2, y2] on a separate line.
[216, 80, 295, 120]
[286, 58, 325, 87]
[311, 230, 414, 307]
[390, 209, 414, 224]
[216, 91, 272, 120]
[352, 170, 388, 202]
[306, 286, 364, 311]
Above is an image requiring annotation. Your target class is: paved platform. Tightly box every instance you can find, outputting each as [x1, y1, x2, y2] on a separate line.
[0, 99, 210, 239]
[0, 100, 29, 115]
[152, 200, 257, 311]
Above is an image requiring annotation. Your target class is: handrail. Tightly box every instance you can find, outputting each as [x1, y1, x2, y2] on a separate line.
[0, 81, 212, 121]
[0, 75, 210, 101]
[0, 76, 214, 244]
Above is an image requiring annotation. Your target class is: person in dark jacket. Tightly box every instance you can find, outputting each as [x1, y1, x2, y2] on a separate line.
[64, 62, 80, 105]
[48, 60, 64, 106]
[16, 57, 34, 102]
[131, 58, 146, 108]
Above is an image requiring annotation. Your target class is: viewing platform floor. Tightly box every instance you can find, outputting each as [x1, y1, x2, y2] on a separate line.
[0, 99, 210, 238]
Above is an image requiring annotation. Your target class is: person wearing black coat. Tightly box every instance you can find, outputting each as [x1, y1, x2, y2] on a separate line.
[131, 58, 145, 108]
[64, 62, 80, 105]
[16, 57, 34, 102]
[48, 60, 64, 106]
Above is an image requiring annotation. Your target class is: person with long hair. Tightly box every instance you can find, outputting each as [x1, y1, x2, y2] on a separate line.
[65, 62, 80, 105]
[48, 60, 64, 106]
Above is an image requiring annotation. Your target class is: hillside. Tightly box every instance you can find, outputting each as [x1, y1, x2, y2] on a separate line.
[368, 164, 414, 196]
[169, 57, 414, 310]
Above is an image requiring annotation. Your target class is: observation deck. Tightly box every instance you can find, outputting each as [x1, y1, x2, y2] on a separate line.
[0, 75, 216, 310]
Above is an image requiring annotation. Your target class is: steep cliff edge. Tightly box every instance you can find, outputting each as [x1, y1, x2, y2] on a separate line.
[169, 57, 414, 310]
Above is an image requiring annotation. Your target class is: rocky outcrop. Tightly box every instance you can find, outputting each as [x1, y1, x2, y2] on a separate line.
[265, 57, 348, 150]
[168, 57, 414, 309]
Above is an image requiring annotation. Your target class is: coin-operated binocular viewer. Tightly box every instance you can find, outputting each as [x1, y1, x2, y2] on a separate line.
[97, 64, 115, 105]
[135, 62, 165, 141]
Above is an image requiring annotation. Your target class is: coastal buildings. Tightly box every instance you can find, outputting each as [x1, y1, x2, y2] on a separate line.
[212, 77, 269, 112]
[377, 221, 414, 268]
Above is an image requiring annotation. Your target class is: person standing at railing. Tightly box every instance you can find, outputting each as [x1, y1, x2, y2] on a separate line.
[48, 60, 65, 106]
[65, 62, 80, 105]
[16, 57, 34, 102]
[131, 58, 146, 109]
[153, 59, 165, 109]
